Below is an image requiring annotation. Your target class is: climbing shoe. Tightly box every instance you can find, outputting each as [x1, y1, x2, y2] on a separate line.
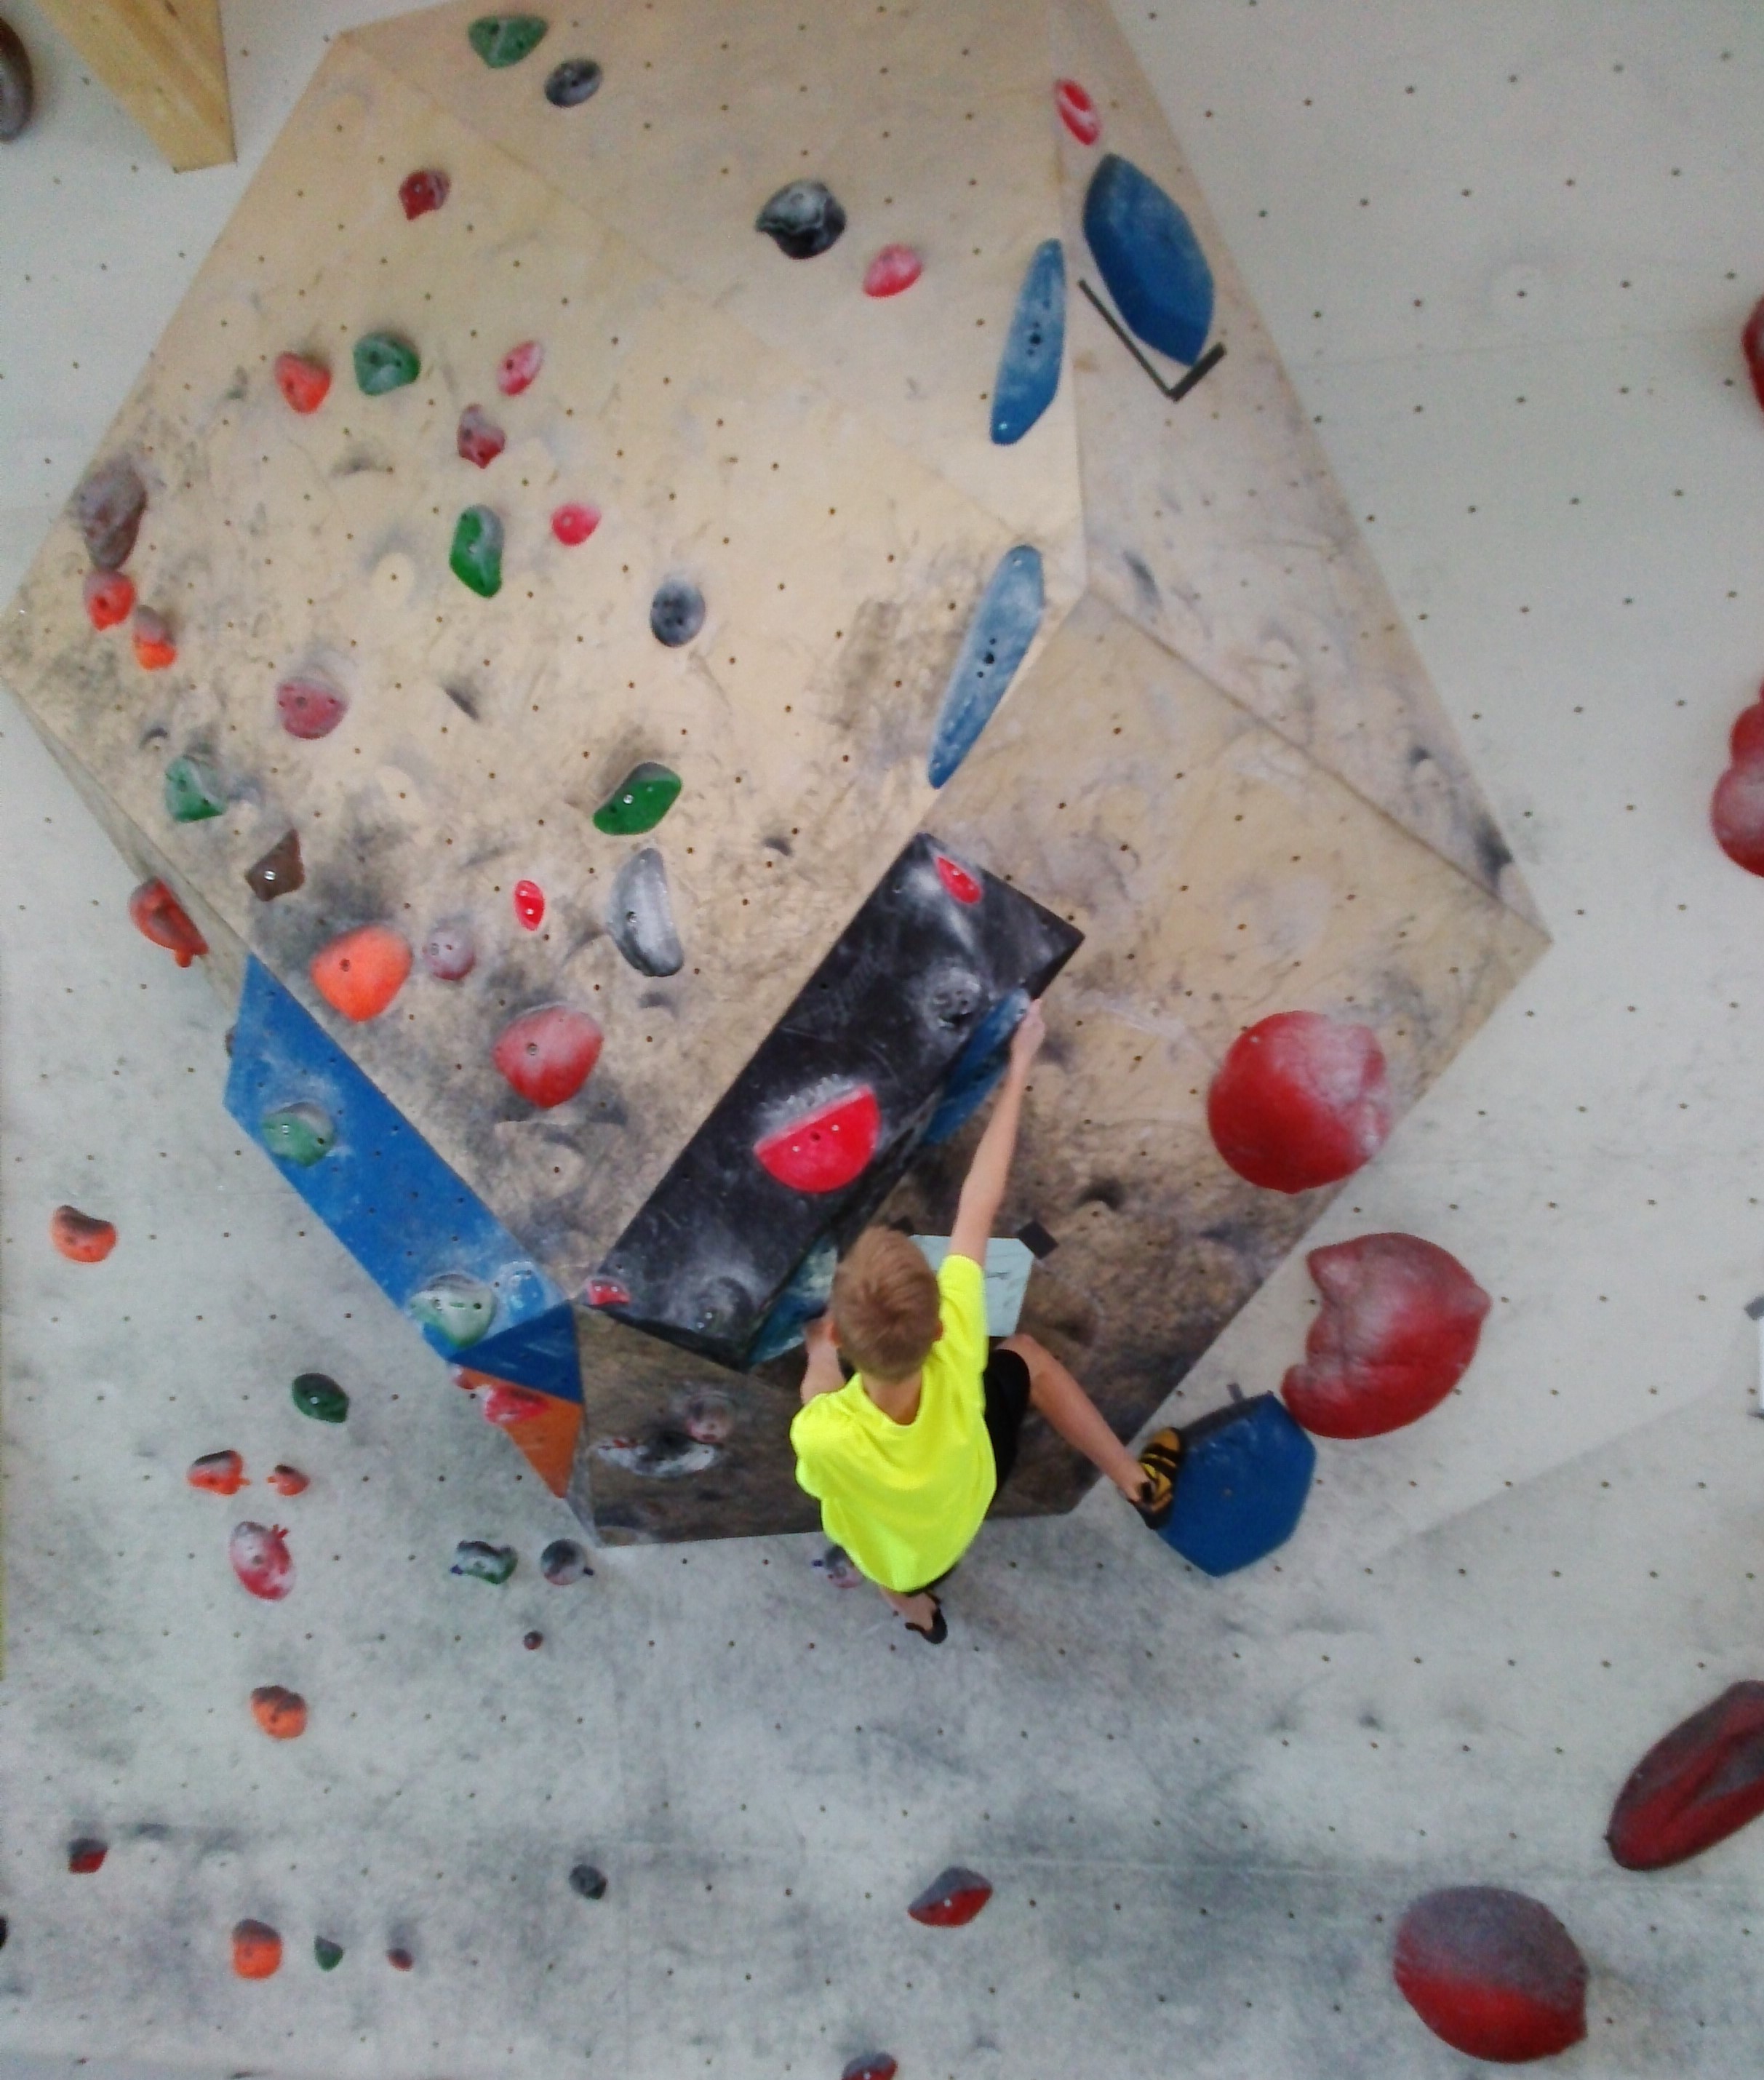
[1133, 1428, 1182, 1530]
[906, 1593, 948, 1645]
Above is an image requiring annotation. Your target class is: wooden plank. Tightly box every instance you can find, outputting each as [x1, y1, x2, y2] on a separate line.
[36, 0, 233, 170]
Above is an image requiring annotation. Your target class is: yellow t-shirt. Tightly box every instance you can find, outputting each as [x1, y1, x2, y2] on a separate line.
[789, 1253, 994, 1593]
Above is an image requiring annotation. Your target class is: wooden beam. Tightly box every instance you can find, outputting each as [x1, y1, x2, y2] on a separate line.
[36, 0, 233, 170]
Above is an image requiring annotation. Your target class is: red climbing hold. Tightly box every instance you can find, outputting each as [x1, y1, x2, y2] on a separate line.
[1393, 1886, 1587, 2063]
[754, 1087, 881, 1194]
[513, 880, 545, 929]
[1281, 1234, 1490, 1440]
[311, 925, 412, 1023]
[232, 1919, 283, 1980]
[1744, 295, 1764, 413]
[907, 1865, 992, 1927]
[387, 1947, 414, 1972]
[1608, 1683, 1764, 1870]
[229, 1522, 293, 1601]
[583, 1276, 630, 1309]
[1054, 78, 1101, 145]
[1711, 688, 1764, 875]
[266, 1465, 308, 1497]
[863, 244, 922, 298]
[276, 676, 348, 740]
[83, 567, 134, 629]
[457, 404, 506, 469]
[188, 1450, 247, 1497]
[1206, 1011, 1391, 1193]
[482, 1384, 550, 1428]
[492, 1005, 603, 1108]
[250, 1685, 308, 1740]
[842, 2059, 899, 2080]
[523, 1630, 543, 1650]
[128, 878, 209, 968]
[132, 607, 175, 671]
[933, 851, 983, 905]
[68, 1838, 107, 1874]
[50, 1205, 116, 1263]
[497, 339, 543, 395]
[274, 352, 330, 415]
[551, 501, 600, 546]
[399, 167, 450, 219]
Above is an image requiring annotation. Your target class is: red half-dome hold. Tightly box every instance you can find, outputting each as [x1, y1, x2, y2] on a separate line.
[1607, 1682, 1764, 1870]
[1207, 1011, 1390, 1193]
[1393, 1886, 1588, 2063]
[754, 1086, 881, 1194]
[1712, 688, 1764, 875]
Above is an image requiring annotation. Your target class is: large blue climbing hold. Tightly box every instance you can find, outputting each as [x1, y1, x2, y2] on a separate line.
[991, 239, 1065, 445]
[1158, 1395, 1315, 1577]
[927, 546, 1044, 788]
[1082, 154, 1214, 366]
[922, 989, 1029, 1147]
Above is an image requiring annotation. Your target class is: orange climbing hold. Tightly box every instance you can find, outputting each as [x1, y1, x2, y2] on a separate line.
[132, 607, 175, 671]
[188, 1450, 247, 1496]
[273, 352, 330, 415]
[128, 879, 208, 968]
[266, 1464, 308, 1497]
[310, 925, 412, 1022]
[50, 1205, 116, 1263]
[231, 1919, 283, 1979]
[83, 568, 134, 629]
[250, 1685, 308, 1740]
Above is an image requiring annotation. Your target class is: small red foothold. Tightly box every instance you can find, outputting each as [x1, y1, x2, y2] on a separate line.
[457, 404, 506, 469]
[188, 1449, 247, 1497]
[132, 607, 175, 671]
[754, 1087, 881, 1194]
[933, 851, 983, 904]
[523, 1630, 543, 1651]
[276, 676, 348, 741]
[1744, 295, 1764, 413]
[497, 339, 543, 395]
[492, 1005, 603, 1108]
[514, 879, 545, 929]
[583, 1276, 630, 1308]
[907, 1865, 992, 1927]
[68, 1838, 108, 1875]
[1207, 1011, 1391, 1193]
[1055, 78, 1101, 145]
[50, 1205, 116, 1263]
[128, 878, 208, 967]
[863, 244, 922, 298]
[551, 501, 601, 546]
[399, 168, 450, 219]
[84, 568, 135, 629]
[387, 1947, 414, 1972]
[266, 1465, 308, 1497]
[274, 352, 330, 414]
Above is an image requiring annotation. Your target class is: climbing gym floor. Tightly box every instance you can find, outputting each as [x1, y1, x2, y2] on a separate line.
[3, 0, 1764, 2073]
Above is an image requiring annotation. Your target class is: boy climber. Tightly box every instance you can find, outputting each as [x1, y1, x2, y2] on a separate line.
[791, 999, 1181, 1643]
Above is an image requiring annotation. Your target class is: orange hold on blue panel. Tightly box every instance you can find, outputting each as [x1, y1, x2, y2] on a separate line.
[1157, 1394, 1314, 1576]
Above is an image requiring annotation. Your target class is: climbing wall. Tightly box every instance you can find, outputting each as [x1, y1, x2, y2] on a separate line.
[0, 0, 1539, 1542]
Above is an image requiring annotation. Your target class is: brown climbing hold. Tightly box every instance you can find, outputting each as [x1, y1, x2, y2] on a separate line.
[250, 1686, 308, 1740]
[74, 458, 145, 569]
[83, 568, 134, 629]
[50, 1206, 116, 1263]
[387, 1946, 414, 1971]
[132, 607, 176, 672]
[311, 925, 412, 1022]
[244, 829, 303, 903]
[129, 879, 208, 967]
[232, 1919, 282, 1979]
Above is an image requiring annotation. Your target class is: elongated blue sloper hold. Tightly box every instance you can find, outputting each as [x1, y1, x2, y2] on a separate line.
[607, 848, 682, 977]
[746, 1236, 837, 1366]
[991, 240, 1064, 445]
[927, 546, 1044, 787]
[923, 989, 1029, 1147]
[1082, 154, 1213, 366]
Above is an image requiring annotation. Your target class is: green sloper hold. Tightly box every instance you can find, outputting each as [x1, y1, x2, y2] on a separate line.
[164, 754, 224, 824]
[410, 1272, 496, 1349]
[469, 15, 548, 67]
[292, 1371, 349, 1423]
[260, 1101, 335, 1168]
[592, 761, 681, 836]
[450, 506, 503, 597]
[354, 332, 420, 396]
[314, 1937, 343, 1972]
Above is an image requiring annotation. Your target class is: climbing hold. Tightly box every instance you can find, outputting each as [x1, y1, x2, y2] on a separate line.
[353, 331, 420, 395]
[231, 1919, 283, 1980]
[83, 567, 134, 629]
[49, 1204, 116, 1262]
[991, 240, 1066, 445]
[523, 1630, 543, 1650]
[755, 178, 846, 259]
[591, 760, 679, 835]
[74, 458, 146, 568]
[934, 852, 983, 905]
[1054, 77, 1101, 146]
[163, 753, 223, 822]
[387, 1947, 414, 1972]
[1744, 297, 1764, 413]
[276, 675, 348, 740]
[540, 1538, 592, 1585]
[310, 923, 412, 1022]
[754, 1085, 881, 1195]
[451, 1539, 516, 1584]
[1282, 1235, 1490, 1439]
[421, 918, 476, 981]
[594, 1430, 719, 1479]
[410, 1272, 498, 1349]
[250, 1685, 307, 1740]
[492, 1005, 603, 1108]
[513, 879, 545, 930]
[863, 244, 922, 298]
[1608, 1683, 1764, 1870]
[273, 352, 330, 414]
[468, 14, 547, 67]
[1159, 1394, 1315, 1577]
[842, 2057, 898, 2080]
[607, 848, 683, 976]
[583, 1276, 630, 1309]
[551, 501, 600, 546]
[229, 1522, 293, 1601]
[457, 404, 506, 468]
[0, 17, 32, 140]
[68, 1838, 107, 1874]
[450, 505, 503, 597]
[650, 576, 704, 647]
[260, 1101, 335, 1168]
[907, 1867, 992, 1927]
[133, 608, 177, 672]
[814, 1542, 863, 1590]
[1393, 1886, 1587, 2063]
[569, 1862, 608, 1900]
[266, 1465, 308, 1497]
[1083, 154, 1214, 365]
[129, 878, 208, 966]
[922, 989, 1029, 1147]
[496, 339, 543, 396]
[314, 1937, 344, 1971]
[399, 167, 449, 219]
[188, 1450, 247, 1497]
[927, 545, 1044, 785]
[476, 1383, 549, 1427]
[546, 57, 602, 105]
[1207, 1011, 1391, 1193]
[1711, 689, 1764, 875]
[747, 1236, 837, 1365]
[244, 829, 304, 903]
[291, 1371, 348, 1423]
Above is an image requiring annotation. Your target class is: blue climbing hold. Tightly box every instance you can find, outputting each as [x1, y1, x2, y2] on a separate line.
[746, 1237, 837, 1366]
[922, 990, 1029, 1147]
[927, 546, 1043, 788]
[1158, 1395, 1315, 1577]
[991, 239, 1065, 445]
[1082, 154, 1213, 366]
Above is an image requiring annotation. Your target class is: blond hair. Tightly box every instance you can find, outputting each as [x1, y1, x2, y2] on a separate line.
[831, 1229, 941, 1383]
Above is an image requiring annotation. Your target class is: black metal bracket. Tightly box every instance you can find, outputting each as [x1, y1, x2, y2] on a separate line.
[1078, 277, 1226, 405]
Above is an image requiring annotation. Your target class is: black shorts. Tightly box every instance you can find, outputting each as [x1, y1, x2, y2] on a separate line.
[981, 1344, 1032, 1491]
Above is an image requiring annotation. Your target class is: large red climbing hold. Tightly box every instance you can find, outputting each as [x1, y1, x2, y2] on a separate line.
[492, 1005, 603, 1108]
[863, 244, 922, 298]
[132, 607, 176, 671]
[1281, 1234, 1490, 1439]
[551, 501, 600, 546]
[754, 1086, 881, 1194]
[457, 404, 506, 469]
[1393, 1886, 1587, 2063]
[83, 568, 134, 629]
[1055, 78, 1101, 145]
[311, 925, 412, 1022]
[1744, 295, 1764, 413]
[276, 677, 348, 740]
[274, 352, 330, 414]
[399, 167, 450, 219]
[188, 1449, 247, 1496]
[50, 1205, 116, 1263]
[229, 1522, 293, 1601]
[128, 879, 208, 968]
[497, 339, 543, 395]
[934, 851, 983, 905]
[1710, 688, 1764, 876]
[907, 1865, 992, 1927]
[513, 880, 545, 930]
[1207, 1011, 1391, 1193]
[1607, 1682, 1764, 1870]
[232, 1919, 283, 1979]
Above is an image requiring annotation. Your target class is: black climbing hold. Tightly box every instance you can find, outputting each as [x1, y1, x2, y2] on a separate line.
[0, 17, 32, 142]
[650, 577, 704, 647]
[545, 57, 602, 105]
[754, 179, 845, 260]
[570, 1862, 608, 1900]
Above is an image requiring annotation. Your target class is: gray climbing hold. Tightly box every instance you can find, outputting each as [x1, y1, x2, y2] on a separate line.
[540, 1538, 593, 1585]
[569, 1862, 607, 1900]
[754, 179, 845, 259]
[73, 458, 147, 570]
[650, 577, 704, 647]
[545, 57, 602, 106]
[607, 848, 682, 977]
[0, 18, 31, 141]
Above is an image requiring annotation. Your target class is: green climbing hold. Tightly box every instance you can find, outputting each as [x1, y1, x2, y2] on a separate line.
[353, 331, 420, 396]
[314, 1937, 343, 1972]
[591, 761, 681, 836]
[469, 15, 548, 67]
[260, 1101, 335, 1168]
[410, 1272, 497, 1349]
[450, 506, 503, 597]
[451, 1539, 517, 1584]
[164, 754, 224, 824]
[292, 1371, 349, 1424]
